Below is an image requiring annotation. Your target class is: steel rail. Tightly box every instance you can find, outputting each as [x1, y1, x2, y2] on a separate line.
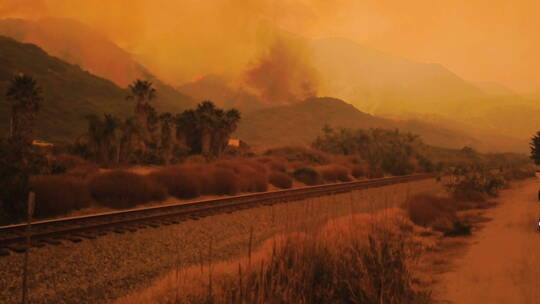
[0, 173, 434, 255]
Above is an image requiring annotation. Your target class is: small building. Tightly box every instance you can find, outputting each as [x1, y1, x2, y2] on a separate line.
[228, 138, 240, 147]
[32, 139, 54, 148]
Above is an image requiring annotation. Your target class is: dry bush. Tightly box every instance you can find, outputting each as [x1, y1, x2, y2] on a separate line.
[235, 165, 268, 193]
[268, 171, 293, 189]
[206, 167, 240, 196]
[114, 209, 431, 304]
[402, 193, 471, 236]
[50, 153, 99, 178]
[367, 169, 385, 179]
[30, 175, 92, 218]
[148, 165, 205, 199]
[293, 167, 323, 186]
[264, 146, 330, 165]
[317, 165, 351, 182]
[255, 156, 287, 172]
[89, 170, 167, 209]
[402, 193, 456, 227]
[351, 165, 367, 179]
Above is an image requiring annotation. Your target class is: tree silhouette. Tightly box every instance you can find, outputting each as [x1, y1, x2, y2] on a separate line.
[127, 79, 157, 149]
[6, 74, 42, 145]
[530, 131, 540, 165]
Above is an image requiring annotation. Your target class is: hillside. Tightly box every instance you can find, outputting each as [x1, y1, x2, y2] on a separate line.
[311, 37, 484, 115]
[310, 38, 536, 145]
[236, 97, 482, 151]
[0, 18, 194, 112]
[0, 36, 189, 142]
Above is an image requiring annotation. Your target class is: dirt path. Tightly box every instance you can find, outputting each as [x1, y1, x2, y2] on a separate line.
[435, 177, 540, 303]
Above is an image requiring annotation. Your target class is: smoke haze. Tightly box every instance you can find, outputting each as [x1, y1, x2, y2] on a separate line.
[1, 0, 539, 92]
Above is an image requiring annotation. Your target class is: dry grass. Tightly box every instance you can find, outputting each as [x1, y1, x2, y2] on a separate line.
[30, 175, 92, 218]
[89, 170, 167, 209]
[0, 179, 440, 304]
[114, 209, 433, 304]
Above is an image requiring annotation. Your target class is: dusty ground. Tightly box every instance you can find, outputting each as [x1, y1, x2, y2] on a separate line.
[433, 177, 540, 303]
[0, 180, 439, 304]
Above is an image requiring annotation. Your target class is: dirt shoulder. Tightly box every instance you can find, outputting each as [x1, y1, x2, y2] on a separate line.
[432, 177, 540, 303]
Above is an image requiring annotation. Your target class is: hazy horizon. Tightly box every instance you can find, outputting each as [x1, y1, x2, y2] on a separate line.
[1, 0, 539, 94]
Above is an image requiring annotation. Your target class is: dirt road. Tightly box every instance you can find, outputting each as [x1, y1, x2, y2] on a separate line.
[435, 177, 540, 303]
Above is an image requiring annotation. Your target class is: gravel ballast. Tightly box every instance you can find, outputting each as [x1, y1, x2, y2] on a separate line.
[0, 180, 440, 304]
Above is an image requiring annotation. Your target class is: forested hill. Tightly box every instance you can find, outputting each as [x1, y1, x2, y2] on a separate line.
[0, 36, 191, 142]
[236, 97, 481, 150]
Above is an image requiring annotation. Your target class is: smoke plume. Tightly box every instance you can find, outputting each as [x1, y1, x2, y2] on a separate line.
[244, 38, 318, 104]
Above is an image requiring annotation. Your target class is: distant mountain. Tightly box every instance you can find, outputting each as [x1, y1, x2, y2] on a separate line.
[0, 18, 194, 113]
[310, 37, 483, 116]
[0, 36, 189, 142]
[309, 38, 536, 147]
[475, 82, 516, 96]
[236, 97, 486, 151]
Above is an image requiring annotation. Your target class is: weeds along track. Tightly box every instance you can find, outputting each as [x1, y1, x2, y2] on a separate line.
[0, 174, 433, 256]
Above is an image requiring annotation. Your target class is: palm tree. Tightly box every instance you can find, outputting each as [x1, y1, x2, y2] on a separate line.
[212, 108, 241, 156]
[196, 101, 220, 156]
[85, 114, 120, 164]
[116, 117, 141, 163]
[159, 112, 175, 164]
[127, 79, 156, 148]
[6, 74, 42, 145]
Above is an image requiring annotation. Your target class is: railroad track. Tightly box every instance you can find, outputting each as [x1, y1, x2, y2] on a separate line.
[0, 173, 434, 256]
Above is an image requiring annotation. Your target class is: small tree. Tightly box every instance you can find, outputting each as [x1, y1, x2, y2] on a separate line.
[6, 74, 42, 145]
[530, 131, 540, 165]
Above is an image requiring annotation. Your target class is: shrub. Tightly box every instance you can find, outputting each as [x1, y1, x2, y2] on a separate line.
[351, 165, 367, 179]
[255, 156, 287, 172]
[367, 168, 385, 179]
[318, 165, 351, 182]
[402, 193, 472, 236]
[402, 194, 457, 228]
[148, 166, 205, 199]
[206, 167, 240, 195]
[268, 171, 293, 189]
[89, 170, 166, 209]
[31, 175, 92, 218]
[48, 154, 99, 178]
[443, 164, 505, 201]
[264, 146, 330, 165]
[293, 167, 323, 186]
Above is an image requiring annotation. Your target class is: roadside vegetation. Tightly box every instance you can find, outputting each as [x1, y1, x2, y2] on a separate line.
[0, 76, 536, 226]
[115, 209, 433, 304]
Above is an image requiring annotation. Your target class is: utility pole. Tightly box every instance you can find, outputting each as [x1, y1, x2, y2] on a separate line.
[22, 191, 35, 304]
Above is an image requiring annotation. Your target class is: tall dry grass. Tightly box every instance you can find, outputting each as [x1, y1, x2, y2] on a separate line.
[114, 209, 432, 304]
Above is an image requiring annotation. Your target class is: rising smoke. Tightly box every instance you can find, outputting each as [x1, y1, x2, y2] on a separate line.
[244, 38, 319, 104]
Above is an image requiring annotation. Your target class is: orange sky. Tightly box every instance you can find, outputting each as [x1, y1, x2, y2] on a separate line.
[1, 0, 539, 92]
